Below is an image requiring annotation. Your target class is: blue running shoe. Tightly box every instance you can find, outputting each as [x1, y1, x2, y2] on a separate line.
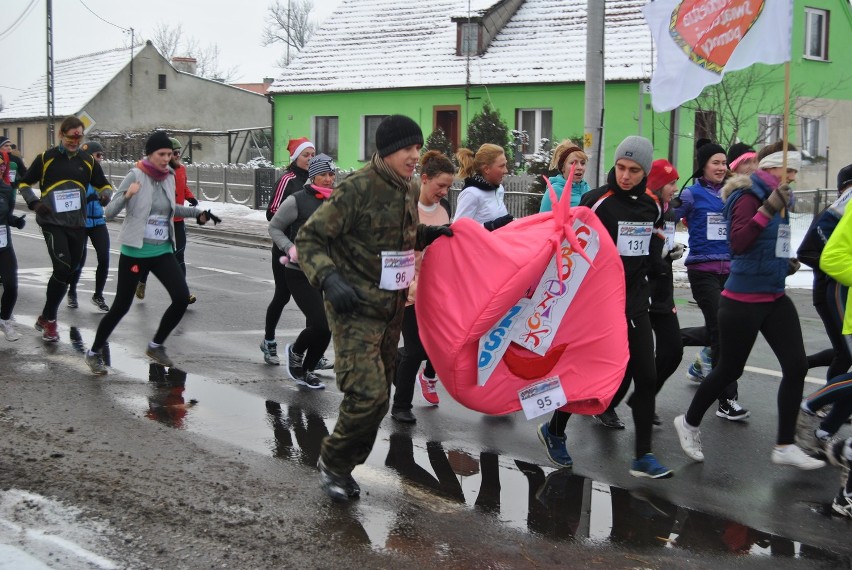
[630, 453, 673, 479]
[537, 422, 573, 467]
[699, 347, 713, 374]
[687, 361, 704, 383]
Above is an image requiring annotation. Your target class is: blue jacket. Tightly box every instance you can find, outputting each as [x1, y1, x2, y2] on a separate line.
[84, 184, 106, 228]
[540, 175, 590, 211]
[722, 173, 789, 294]
[675, 180, 730, 265]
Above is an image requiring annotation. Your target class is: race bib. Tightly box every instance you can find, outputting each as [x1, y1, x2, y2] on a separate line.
[379, 250, 415, 291]
[663, 221, 676, 252]
[776, 224, 792, 258]
[53, 189, 81, 213]
[616, 222, 652, 256]
[706, 213, 727, 240]
[144, 215, 169, 241]
[518, 376, 567, 420]
[0, 227, 7, 248]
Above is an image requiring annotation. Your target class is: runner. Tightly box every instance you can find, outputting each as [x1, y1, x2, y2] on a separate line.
[67, 141, 111, 312]
[18, 116, 112, 342]
[0, 148, 26, 341]
[84, 131, 221, 375]
[453, 144, 512, 230]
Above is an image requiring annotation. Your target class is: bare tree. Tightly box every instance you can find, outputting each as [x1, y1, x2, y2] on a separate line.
[262, 0, 317, 67]
[148, 23, 239, 83]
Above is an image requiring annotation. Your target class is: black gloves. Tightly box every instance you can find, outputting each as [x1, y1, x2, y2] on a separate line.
[322, 271, 363, 314]
[30, 201, 51, 217]
[99, 193, 111, 207]
[787, 257, 801, 275]
[196, 210, 221, 225]
[421, 224, 453, 247]
[187, 197, 199, 207]
[484, 214, 513, 232]
[11, 215, 25, 229]
[87, 192, 100, 203]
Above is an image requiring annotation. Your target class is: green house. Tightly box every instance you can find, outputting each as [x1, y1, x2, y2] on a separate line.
[269, 0, 852, 189]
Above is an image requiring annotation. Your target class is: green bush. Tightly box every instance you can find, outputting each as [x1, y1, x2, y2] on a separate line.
[423, 128, 454, 158]
[466, 104, 513, 163]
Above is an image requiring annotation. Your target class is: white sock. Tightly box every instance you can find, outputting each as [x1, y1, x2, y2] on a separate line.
[681, 416, 699, 432]
[148, 341, 161, 349]
[87, 350, 97, 357]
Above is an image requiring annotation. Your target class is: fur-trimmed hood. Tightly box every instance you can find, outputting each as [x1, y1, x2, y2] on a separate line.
[721, 173, 752, 201]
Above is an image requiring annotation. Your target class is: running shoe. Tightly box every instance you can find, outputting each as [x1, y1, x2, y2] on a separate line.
[36, 317, 59, 342]
[629, 453, 673, 479]
[832, 490, 852, 518]
[674, 414, 704, 461]
[391, 408, 416, 423]
[135, 282, 146, 300]
[91, 295, 110, 312]
[418, 369, 440, 405]
[67, 292, 78, 308]
[260, 339, 280, 365]
[297, 370, 326, 390]
[187, 293, 197, 304]
[315, 356, 334, 370]
[284, 343, 304, 380]
[686, 361, 704, 383]
[698, 346, 713, 372]
[85, 351, 108, 375]
[318, 457, 355, 502]
[716, 399, 750, 421]
[537, 422, 573, 467]
[771, 445, 825, 470]
[146, 345, 174, 368]
[0, 319, 20, 342]
[594, 409, 625, 429]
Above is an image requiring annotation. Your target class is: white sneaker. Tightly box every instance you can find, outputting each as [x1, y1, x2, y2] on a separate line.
[0, 319, 21, 341]
[674, 414, 704, 461]
[771, 444, 826, 470]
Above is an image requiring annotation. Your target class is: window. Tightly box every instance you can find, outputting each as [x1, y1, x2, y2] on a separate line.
[801, 117, 823, 158]
[158, 74, 167, 90]
[804, 8, 829, 60]
[362, 115, 388, 160]
[516, 109, 553, 155]
[459, 23, 479, 56]
[314, 116, 339, 160]
[16, 127, 23, 153]
[758, 114, 782, 146]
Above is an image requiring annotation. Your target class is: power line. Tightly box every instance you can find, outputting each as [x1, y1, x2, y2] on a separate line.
[0, 0, 39, 40]
[78, 0, 131, 32]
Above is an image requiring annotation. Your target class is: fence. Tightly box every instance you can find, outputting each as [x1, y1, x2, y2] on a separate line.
[101, 161, 837, 233]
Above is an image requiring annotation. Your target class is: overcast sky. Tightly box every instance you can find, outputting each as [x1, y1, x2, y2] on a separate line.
[0, 0, 343, 106]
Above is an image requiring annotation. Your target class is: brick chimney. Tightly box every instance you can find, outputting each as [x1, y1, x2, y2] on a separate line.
[171, 56, 198, 75]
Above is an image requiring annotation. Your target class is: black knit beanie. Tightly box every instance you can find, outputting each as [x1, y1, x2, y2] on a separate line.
[375, 115, 423, 158]
[838, 164, 852, 191]
[694, 140, 726, 175]
[145, 130, 173, 156]
[727, 142, 755, 166]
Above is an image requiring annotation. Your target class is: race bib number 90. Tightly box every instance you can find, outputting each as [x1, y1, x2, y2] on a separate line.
[145, 215, 169, 241]
[379, 250, 415, 291]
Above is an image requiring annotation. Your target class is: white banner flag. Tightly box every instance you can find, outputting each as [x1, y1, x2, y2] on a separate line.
[643, 0, 793, 113]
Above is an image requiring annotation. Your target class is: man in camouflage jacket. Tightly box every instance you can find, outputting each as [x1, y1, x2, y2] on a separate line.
[297, 115, 452, 502]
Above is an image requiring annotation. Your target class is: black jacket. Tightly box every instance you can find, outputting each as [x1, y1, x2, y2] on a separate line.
[579, 168, 663, 318]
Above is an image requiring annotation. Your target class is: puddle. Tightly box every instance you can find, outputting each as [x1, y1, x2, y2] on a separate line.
[65, 326, 846, 562]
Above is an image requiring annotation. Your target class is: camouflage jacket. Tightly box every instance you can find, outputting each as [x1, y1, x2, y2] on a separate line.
[296, 160, 432, 322]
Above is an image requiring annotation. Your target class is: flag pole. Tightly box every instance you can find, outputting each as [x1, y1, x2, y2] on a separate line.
[781, 61, 791, 175]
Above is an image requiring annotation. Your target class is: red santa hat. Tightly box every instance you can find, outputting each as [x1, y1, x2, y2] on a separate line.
[287, 138, 314, 163]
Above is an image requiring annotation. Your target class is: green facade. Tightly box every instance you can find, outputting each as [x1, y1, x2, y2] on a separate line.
[271, 0, 851, 180]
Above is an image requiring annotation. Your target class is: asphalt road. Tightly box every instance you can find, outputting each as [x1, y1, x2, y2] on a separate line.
[0, 219, 850, 569]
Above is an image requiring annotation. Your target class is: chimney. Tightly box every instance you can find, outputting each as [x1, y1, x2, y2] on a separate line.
[171, 56, 198, 75]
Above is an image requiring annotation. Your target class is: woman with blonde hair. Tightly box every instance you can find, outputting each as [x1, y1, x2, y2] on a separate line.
[453, 143, 513, 230]
[540, 140, 590, 211]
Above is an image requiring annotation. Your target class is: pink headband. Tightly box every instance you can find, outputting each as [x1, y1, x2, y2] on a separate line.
[729, 151, 757, 172]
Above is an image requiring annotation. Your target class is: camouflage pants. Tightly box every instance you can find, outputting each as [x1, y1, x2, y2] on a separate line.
[321, 310, 404, 476]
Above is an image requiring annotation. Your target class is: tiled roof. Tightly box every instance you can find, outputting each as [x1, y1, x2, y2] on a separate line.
[0, 45, 144, 121]
[270, 0, 652, 94]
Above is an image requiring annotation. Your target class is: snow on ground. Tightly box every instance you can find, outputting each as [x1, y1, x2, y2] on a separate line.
[0, 489, 120, 569]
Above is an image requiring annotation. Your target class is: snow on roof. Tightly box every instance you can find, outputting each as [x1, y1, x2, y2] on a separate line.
[450, 0, 504, 18]
[270, 0, 652, 94]
[0, 44, 144, 121]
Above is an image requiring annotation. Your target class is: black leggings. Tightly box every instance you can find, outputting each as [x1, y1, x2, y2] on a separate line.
[650, 310, 684, 395]
[264, 244, 291, 340]
[685, 295, 807, 445]
[551, 312, 657, 458]
[138, 220, 186, 283]
[811, 280, 852, 381]
[69, 224, 110, 296]
[0, 245, 18, 320]
[284, 267, 330, 371]
[41, 225, 86, 319]
[92, 253, 189, 352]
[393, 305, 436, 411]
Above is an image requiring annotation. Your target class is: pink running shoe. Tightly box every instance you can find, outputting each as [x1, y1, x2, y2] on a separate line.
[418, 369, 439, 405]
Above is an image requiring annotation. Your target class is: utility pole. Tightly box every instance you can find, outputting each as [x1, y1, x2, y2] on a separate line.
[46, 0, 55, 146]
[286, 0, 291, 66]
[583, 0, 605, 187]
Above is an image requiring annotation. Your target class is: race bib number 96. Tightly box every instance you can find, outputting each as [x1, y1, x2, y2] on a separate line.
[379, 250, 415, 291]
